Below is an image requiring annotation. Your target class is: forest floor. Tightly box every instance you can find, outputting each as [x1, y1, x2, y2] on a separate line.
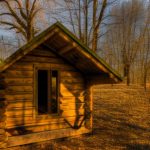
[52, 84, 150, 150]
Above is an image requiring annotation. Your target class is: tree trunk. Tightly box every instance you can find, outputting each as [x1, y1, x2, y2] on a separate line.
[92, 0, 97, 52]
[125, 64, 130, 86]
[84, 0, 88, 45]
[92, 0, 107, 52]
[143, 68, 147, 91]
[78, 0, 82, 41]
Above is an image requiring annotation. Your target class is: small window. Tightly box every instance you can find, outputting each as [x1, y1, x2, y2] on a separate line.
[51, 70, 58, 114]
[37, 69, 59, 115]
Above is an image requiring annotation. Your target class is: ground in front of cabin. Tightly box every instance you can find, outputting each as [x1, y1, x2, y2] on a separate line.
[8, 85, 150, 150]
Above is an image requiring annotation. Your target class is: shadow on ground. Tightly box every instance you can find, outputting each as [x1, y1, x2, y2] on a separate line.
[55, 85, 150, 150]
[126, 144, 150, 150]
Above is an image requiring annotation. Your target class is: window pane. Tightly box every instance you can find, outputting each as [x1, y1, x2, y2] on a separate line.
[51, 70, 58, 114]
[38, 70, 48, 114]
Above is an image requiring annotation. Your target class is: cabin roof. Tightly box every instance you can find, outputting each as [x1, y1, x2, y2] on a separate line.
[0, 22, 122, 82]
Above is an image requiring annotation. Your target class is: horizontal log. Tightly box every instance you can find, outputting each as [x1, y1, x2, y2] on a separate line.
[7, 120, 85, 137]
[0, 101, 7, 109]
[7, 101, 33, 109]
[6, 115, 84, 128]
[0, 115, 6, 122]
[6, 109, 33, 117]
[8, 63, 33, 71]
[33, 63, 76, 71]
[51, 64, 76, 71]
[60, 83, 84, 90]
[60, 89, 85, 97]
[0, 90, 5, 97]
[7, 106, 34, 111]
[61, 78, 84, 84]
[0, 122, 6, 128]
[7, 101, 84, 110]
[6, 108, 84, 118]
[4, 91, 32, 95]
[7, 127, 90, 147]
[29, 48, 57, 57]
[61, 109, 84, 117]
[6, 96, 84, 103]
[3, 70, 33, 78]
[0, 142, 7, 149]
[6, 116, 34, 127]
[5, 94, 33, 101]
[4, 78, 33, 86]
[60, 103, 85, 110]
[22, 55, 66, 64]
[0, 109, 6, 114]
[60, 71, 83, 78]
[6, 86, 33, 93]
[0, 129, 5, 135]
[60, 97, 85, 103]
[0, 134, 7, 141]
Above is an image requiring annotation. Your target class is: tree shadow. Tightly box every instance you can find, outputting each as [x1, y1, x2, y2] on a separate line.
[59, 80, 91, 130]
[91, 87, 150, 149]
[126, 144, 150, 150]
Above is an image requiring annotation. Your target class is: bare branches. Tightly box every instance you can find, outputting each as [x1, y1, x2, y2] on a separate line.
[101, 0, 149, 85]
[0, 0, 41, 42]
[2, 0, 27, 29]
[57, 0, 113, 50]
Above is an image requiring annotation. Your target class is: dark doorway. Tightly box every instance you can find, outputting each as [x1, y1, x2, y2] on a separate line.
[38, 70, 48, 114]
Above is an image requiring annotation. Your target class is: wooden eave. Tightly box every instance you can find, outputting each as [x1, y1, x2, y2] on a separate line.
[0, 22, 122, 82]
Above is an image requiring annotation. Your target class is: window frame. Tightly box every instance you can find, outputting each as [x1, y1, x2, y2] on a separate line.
[34, 65, 60, 118]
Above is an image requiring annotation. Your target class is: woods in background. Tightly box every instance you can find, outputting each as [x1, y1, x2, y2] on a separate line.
[0, 0, 149, 88]
[101, 0, 150, 87]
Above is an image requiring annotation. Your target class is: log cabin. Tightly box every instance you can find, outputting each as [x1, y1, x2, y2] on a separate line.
[0, 22, 122, 149]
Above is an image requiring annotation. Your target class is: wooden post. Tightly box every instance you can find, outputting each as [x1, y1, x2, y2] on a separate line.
[84, 78, 93, 130]
[0, 76, 8, 149]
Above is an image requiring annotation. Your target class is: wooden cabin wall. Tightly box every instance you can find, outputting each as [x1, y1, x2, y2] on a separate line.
[1, 47, 91, 146]
[0, 75, 7, 148]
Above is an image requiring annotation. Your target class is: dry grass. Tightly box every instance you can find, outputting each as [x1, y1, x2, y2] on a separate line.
[54, 84, 150, 150]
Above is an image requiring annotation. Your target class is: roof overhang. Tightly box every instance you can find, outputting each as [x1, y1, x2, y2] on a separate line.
[0, 22, 122, 83]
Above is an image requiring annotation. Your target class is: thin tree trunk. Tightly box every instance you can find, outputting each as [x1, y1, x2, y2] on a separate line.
[144, 69, 147, 91]
[92, 0, 107, 52]
[92, 0, 97, 52]
[78, 0, 82, 40]
[126, 64, 130, 86]
[84, 0, 88, 45]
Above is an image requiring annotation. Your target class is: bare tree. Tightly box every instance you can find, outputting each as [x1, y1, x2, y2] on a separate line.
[143, 31, 150, 90]
[0, 0, 41, 42]
[140, 3, 150, 90]
[104, 0, 147, 85]
[50, 0, 117, 52]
